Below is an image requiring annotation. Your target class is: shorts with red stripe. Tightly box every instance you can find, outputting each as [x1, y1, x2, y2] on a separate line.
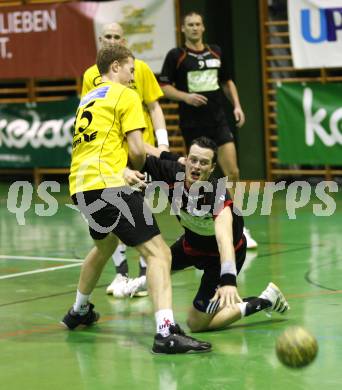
[170, 234, 246, 313]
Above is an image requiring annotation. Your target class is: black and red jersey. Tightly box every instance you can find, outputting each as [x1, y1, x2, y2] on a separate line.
[159, 44, 231, 128]
[144, 156, 244, 253]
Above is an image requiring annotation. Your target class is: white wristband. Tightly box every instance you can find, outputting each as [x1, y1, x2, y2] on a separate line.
[220, 261, 237, 276]
[155, 128, 169, 147]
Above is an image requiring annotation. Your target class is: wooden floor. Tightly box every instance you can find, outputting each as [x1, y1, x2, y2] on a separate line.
[0, 182, 341, 390]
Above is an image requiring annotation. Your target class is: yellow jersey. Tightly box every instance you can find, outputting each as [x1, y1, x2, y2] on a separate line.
[81, 59, 163, 145]
[69, 81, 146, 195]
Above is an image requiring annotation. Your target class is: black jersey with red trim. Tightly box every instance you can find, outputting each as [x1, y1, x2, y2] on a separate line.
[144, 156, 244, 253]
[159, 44, 231, 128]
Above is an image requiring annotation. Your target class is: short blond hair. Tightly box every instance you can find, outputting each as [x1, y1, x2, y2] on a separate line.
[96, 44, 134, 75]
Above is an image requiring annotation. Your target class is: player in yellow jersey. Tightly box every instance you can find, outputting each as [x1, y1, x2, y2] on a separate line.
[62, 45, 210, 354]
[82, 22, 169, 298]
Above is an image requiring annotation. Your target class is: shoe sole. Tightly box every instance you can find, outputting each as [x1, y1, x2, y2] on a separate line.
[113, 293, 129, 298]
[60, 320, 74, 330]
[151, 347, 212, 355]
[133, 290, 148, 297]
[268, 282, 290, 313]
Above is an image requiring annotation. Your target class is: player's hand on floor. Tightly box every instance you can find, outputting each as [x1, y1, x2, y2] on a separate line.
[123, 168, 147, 190]
[211, 285, 243, 309]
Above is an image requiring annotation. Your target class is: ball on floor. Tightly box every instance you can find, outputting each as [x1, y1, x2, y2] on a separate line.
[276, 326, 318, 368]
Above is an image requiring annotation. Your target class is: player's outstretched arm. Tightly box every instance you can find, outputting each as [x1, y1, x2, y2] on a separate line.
[211, 207, 242, 308]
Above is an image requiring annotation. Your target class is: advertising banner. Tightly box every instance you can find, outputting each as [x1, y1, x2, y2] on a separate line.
[277, 83, 342, 164]
[0, 97, 78, 168]
[288, 0, 342, 68]
[0, 0, 176, 78]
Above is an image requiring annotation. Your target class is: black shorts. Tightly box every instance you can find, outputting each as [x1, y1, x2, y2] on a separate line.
[71, 187, 160, 246]
[180, 125, 234, 150]
[171, 235, 246, 313]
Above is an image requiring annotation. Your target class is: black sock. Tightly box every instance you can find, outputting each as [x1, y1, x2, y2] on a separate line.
[139, 264, 146, 277]
[116, 260, 128, 277]
[244, 297, 272, 317]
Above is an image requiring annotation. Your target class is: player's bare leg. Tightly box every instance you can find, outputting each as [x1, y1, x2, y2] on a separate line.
[61, 234, 118, 330]
[217, 142, 258, 249]
[187, 283, 289, 333]
[79, 234, 119, 294]
[135, 234, 172, 311]
[217, 142, 239, 197]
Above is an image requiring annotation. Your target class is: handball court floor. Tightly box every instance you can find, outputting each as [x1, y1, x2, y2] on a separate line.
[0, 182, 341, 390]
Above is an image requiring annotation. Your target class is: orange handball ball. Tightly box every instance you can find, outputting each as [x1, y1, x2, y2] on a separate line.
[276, 326, 318, 368]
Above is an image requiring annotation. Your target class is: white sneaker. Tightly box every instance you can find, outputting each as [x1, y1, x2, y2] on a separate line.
[106, 274, 129, 298]
[243, 227, 258, 249]
[260, 282, 290, 317]
[125, 275, 148, 297]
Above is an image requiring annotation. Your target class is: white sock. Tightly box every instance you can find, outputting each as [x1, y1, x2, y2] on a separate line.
[237, 302, 247, 318]
[112, 244, 127, 266]
[155, 309, 175, 337]
[139, 256, 147, 268]
[73, 290, 90, 314]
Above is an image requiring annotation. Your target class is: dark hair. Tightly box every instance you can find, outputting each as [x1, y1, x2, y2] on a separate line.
[96, 44, 134, 75]
[190, 136, 218, 163]
[181, 11, 204, 26]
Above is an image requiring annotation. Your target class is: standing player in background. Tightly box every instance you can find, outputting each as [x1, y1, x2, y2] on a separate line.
[159, 11, 257, 249]
[63, 45, 211, 354]
[82, 22, 169, 298]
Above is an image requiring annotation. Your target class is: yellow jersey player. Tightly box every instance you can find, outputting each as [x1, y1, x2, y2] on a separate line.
[81, 23, 168, 150]
[81, 23, 169, 296]
[62, 44, 211, 354]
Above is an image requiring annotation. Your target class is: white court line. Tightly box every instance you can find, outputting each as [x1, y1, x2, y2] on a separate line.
[0, 255, 82, 263]
[0, 263, 82, 280]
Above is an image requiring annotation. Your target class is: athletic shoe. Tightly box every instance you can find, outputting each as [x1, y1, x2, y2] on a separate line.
[61, 303, 100, 330]
[106, 274, 129, 297]
[125, 275, 148, 297]
[259, 282, 290, 316]
[243, 227, 258, 249]
[152, 324, 212, 354]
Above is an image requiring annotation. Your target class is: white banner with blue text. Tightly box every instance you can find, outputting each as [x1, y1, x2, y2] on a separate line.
[288, 0, 342, 69]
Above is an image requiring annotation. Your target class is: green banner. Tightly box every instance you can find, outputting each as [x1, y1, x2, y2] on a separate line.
[277, 83, 342, 165]
[0, 97, 78, 168]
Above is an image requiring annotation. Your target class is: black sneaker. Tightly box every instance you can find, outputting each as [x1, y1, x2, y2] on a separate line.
[61, 303, 100, 330]
[152, 324, 212, 354]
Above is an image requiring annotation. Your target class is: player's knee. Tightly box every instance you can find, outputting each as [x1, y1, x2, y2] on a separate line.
[146, 244, 171, 267]
[186, 317, 207, 333]
[94, 245, 115, 263]
[159, 245, 171, 266]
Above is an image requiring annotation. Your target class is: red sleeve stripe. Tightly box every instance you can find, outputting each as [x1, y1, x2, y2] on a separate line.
[176, 50, 187, 69]
[183, 237, 244, 256]
[213, 199, 233, 219]
[206, 45, 220, 59]
[234, 237, 244, 251]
